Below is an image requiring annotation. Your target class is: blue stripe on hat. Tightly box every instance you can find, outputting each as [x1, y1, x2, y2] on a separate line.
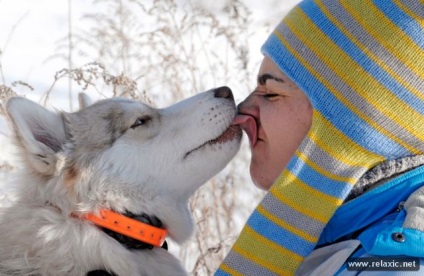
[374, 0, 424, 50]
[214, 269, 229, 276]
[248, 210, 314, 257]
[286, 155, 353, 199]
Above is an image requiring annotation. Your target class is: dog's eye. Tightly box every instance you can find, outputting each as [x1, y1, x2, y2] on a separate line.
[131, 116, 151, 129]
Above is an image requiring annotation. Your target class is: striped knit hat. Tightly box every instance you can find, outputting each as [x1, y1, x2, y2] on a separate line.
[217, 0, 424, 275]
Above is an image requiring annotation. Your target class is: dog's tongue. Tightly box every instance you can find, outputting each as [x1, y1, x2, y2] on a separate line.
[231, 114, 257, 147]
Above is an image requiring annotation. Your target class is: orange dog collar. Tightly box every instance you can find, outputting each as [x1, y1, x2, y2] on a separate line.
[82, 209, 167, 247]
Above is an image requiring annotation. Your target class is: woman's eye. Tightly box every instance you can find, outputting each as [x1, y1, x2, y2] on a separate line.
[131, 116, 151, 129]
[263, 93, 280, 98]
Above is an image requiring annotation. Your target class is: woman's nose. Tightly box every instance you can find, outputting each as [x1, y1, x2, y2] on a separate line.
[237, 93, 259, 116]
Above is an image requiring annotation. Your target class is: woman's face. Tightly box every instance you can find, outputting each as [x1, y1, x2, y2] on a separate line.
[234, 57, 312, 190]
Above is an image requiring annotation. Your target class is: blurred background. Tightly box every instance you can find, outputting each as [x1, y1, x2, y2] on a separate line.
[0, 0, 300, 274]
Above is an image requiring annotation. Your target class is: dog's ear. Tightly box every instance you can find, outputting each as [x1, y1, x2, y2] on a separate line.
[6, 97, 67, 176]
[78, 92, 93, 110]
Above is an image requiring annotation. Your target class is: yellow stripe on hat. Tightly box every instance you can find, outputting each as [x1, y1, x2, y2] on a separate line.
[233, 226, 300, 275]
[283, 8, 424, 153]
[269, 183, 327, 223]
[273, 170, 344, 219]
[317, 0, 424, 103]
[257, 205, 318, 243]
[343, 0, 424, 77]
[309, 111, 385, 167]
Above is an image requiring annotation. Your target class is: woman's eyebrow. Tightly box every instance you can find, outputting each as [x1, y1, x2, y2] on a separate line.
[257, 73, 285, 85]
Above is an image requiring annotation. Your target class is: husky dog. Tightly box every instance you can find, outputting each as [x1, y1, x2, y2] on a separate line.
[0, 87, 241, 276]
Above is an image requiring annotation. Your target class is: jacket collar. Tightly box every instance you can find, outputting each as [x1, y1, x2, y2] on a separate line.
[318, 165, 424, 246]
[346, 155, 424, 202]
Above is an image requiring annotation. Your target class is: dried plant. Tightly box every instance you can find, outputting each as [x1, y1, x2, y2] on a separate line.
[53, 0, 257, 104]
[41, 62, 152, 105]
[0, 82, 32, 115]
[0, 85, 16, 106]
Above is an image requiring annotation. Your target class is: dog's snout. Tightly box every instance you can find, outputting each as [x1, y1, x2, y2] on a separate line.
[214, 86, 234, 100]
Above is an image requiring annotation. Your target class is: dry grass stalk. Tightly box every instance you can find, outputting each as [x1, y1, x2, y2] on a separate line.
[41, 62, 152, 106]
[0, 84, 18, 116]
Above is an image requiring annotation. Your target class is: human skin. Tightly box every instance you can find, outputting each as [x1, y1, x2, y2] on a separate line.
[233, 57, 313, 190]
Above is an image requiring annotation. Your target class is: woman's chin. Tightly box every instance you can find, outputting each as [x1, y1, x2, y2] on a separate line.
[250, 169, 273, 191]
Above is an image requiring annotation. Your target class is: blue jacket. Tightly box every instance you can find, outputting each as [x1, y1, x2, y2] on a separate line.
[297, 165, 424, 275]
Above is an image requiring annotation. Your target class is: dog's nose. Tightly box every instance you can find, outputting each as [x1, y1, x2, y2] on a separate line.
[214, 86, 234, 100]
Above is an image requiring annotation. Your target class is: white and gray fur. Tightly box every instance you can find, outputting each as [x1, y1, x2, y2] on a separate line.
[0, 89, 242, 276]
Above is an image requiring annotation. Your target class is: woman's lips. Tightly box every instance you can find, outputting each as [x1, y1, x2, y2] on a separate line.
[231, 114, 258, 148]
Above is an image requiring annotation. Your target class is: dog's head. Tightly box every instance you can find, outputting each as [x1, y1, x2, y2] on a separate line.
[5, 87, 241, 243]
